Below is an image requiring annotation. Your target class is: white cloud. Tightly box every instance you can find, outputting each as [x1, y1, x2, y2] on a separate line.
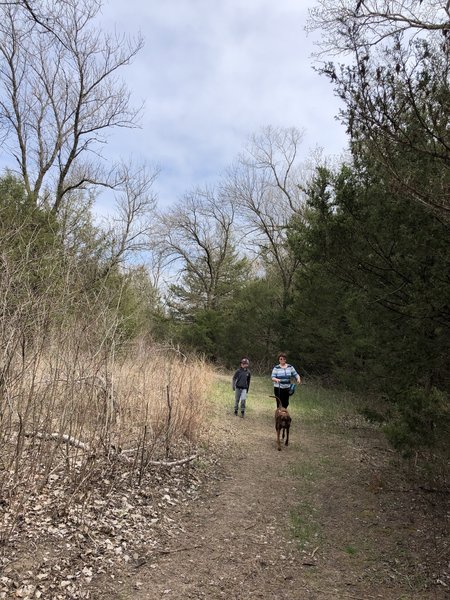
[97, 0, 348, 210]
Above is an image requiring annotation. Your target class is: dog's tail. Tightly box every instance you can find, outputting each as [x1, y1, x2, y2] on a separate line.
[269, 394, 282, 409]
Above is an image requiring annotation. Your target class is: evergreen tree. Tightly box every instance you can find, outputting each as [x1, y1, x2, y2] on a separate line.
[288, 158, 450, 450]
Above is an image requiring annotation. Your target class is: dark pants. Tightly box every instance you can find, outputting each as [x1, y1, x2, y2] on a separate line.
[274, 387, 290, 409]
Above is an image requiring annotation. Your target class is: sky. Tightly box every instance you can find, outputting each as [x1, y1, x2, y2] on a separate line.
[97, 0, 349, 212]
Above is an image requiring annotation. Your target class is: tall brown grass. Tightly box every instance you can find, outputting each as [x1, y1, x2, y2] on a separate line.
[0, 335, 212, 499]
[0, 339, 213, 555]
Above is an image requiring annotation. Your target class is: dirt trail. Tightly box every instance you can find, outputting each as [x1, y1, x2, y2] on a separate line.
[135, 406, 303, 600]
[94, 393, 448, 600]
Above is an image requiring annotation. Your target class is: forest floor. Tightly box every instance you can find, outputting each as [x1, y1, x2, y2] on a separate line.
[90, 376, 449, 600]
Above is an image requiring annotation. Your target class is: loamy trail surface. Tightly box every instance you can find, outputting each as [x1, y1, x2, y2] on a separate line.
[92, 387, 448, 600]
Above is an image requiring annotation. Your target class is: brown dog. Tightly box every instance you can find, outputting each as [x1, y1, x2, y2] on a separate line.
[275, 406, 291, 451]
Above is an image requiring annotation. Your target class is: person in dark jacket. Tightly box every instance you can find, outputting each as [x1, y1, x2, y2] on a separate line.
[232, 358, 251, 417]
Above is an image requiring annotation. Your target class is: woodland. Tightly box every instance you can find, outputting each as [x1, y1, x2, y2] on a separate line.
[0, 1, 448, 596]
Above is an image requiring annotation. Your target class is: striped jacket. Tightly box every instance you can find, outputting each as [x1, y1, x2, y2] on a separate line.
[271, 364, 299, 388]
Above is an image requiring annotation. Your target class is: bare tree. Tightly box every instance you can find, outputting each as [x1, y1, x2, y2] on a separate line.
[308, 0, 450, 55]
[0, 0, 144, 213]
[225, 126, 309, 306]
[159, 187, 244, 312]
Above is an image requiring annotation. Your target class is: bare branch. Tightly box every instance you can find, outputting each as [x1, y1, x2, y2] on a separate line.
[308, 0, 450, 55]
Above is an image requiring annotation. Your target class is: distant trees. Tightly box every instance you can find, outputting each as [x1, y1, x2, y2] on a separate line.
[153, 127, 315, 363]
[160, 187, 247, 312]
[216, 277, 281, 369]
[156, 187, 250, 359]
[225, 126, 307, 309]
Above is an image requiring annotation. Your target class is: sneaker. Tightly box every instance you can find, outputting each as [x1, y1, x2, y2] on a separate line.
[240, 412, 245, 418]
[234, 410, 238, 416]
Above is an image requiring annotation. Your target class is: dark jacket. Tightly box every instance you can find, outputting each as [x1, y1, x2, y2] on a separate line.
[232, 367, 251, 391]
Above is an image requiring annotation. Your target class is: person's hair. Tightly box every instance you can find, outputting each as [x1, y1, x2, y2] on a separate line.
[241, 357, 249, 363]
[278, 353, 287, 360]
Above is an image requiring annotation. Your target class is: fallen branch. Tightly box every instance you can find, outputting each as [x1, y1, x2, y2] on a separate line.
[134, 545, 204, 568]
[25, 433, 198, 468]
[158, 543, 203, 554]
[146, 454, 198, 467]
[108, 449, 199, 467]
[25, 432, 90, 451]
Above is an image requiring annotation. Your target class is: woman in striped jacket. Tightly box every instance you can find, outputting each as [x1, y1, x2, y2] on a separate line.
[271, 353, 301, 409]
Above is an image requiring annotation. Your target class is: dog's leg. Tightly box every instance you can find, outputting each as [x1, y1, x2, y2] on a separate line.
[276, 427, 281, 451]
[285, 425, 290, 446]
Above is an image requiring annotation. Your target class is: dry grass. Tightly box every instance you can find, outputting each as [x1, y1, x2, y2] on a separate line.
[112, 344, 212, 453]
[0, 335, 214, 534]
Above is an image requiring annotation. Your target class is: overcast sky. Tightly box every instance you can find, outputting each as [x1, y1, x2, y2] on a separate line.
[98, 0, 349, 211]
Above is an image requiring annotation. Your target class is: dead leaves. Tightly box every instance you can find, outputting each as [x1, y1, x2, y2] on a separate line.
[0, 451, 210, 599]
